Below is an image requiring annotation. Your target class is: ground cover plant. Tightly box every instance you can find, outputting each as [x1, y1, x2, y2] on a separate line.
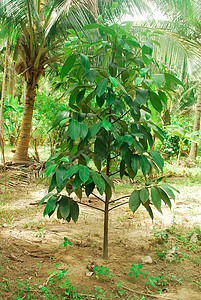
[41, 22, 181, 259]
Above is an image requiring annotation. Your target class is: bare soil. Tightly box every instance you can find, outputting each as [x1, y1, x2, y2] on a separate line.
[0, 176, 201, 300]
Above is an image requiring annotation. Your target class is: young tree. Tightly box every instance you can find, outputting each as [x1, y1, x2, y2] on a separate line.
[40, 23, 178, 259]
[0, 0, 149, 163]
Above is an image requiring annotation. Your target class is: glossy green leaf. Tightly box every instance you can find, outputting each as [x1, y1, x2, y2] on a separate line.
[80, 123, 88, 139]
[85, 181, 95, 197]
[109, 76, 118, 87]
[129, 190, 141, 213]
[76, 89, 85, 105]
[96, 79, 108, 97]
[158, 90, 167, 104]
[70, 199, 79, 223]
[88, 122, 102, 139]
[94, 136, 107, 162]
[105, 182, 112, 200]
[63, 165, 80, 181]
[46, 163, 58, 177]
[43, 195, 58, 217]
[135, 77, 144, 86]
[96, 94, 105, 107]
[120, 160, 125, 179]
[58, 196, 70, 219]
[38, 192, 54, 205]
[83, 23, 100, 30]
[158, 188, 172, 208]
[140, 188, 149, 203]
[80, 54, 90, 73]
[85, 69, 97, 83]
[91, 170, 105, 195]
[122, 135, 133, 145]
[48, 174, 57, 193]
[140, 155, 150, 176]
[56, 165, 67, 188]
[152, 74, 165, 87]
[106, 92, 116, 105]
[72, 173, 82, 190]
[151, 187, 162, 213]
[149, 150, 164, 171]
[131, 155, 140, 173]
[150, 91, 162, 113]
[102, 120, 111, 131]
[60, 54, 77, 79]
[135, 89, 150, 105]
[165, 73, 183, 86]
[161, 184, 176, 200]
[79, 166, 90, 183]
[68, 120, 81, 141]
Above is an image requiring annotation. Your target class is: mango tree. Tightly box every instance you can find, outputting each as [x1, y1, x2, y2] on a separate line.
[40, 23, 179, 259]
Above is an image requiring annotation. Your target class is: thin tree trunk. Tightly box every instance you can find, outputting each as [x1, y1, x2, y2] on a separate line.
[103, 195, 109, 259]
[12, 80, 37, 163]
[0, 41, 10, 168]
[188, 80, 201, 160]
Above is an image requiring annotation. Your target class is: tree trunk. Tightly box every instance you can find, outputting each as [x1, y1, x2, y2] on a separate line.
[103, 195, 109, 259]
[12, 80, 37, 163]
[188, 80, 201, 160]
[0, 40, 10, 169]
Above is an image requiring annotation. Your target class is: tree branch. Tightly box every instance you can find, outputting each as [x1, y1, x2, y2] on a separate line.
[109, 201, 129, 211]
[121, 285, 176, 300]
[76, 201, 104, 212]
[112, 109, 130, 124]
[91, 193, 105, 203]
[110, 195, 130, 203]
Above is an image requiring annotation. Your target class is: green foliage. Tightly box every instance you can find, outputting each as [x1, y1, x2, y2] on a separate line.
[94, 266, 114, 280]
[41, 22, 179, 257]
[60, 237, 72, 249]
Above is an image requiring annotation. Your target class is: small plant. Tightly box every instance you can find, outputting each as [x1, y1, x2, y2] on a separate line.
[128, 264, 143, 279]
[59, 237, 72, 249]
[145, 276, 159, 287]
[94, 266, 113, 281]
[152, 226, 169, 243]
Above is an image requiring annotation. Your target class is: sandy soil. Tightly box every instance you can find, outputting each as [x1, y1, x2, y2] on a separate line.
[0, 178, 201, 300]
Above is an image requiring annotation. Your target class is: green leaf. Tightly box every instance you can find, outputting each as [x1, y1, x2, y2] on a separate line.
[149, 150, 164, 171]
[96, 79, 108, 97]
[38, 193, 54, 205]
[150, 91, 162, 113]
[70, 199, 79, 223]
[43, 195, 58, 217]
[85, 69, 97, 83]
[88, 122, 102, 139]
[105, 182, 112, 200]
[76, 89, 85, 105]
[139, 68, 149, 77]
[161, 184, 176, 200]
[56, 165, 67, 188]
[58, 196, 70, 219]
[68, 120, 81, 141]
[80, 54, 90, 73]
[46, 163, 58, 177]
[152, 74, 165, 87]
[109, 76, 118, 87]
[63, 165, 80, 181]
[158, 91, 167, 104]
[106, 92, 116, 105]
[151, 187, 162, 213]
[48, 174, 57, 192]
[80, 123, 88, 139]
[101, 173, 115, 190]
[158, 188, 172, 208]
[60, 54, 77, 79]
[120, 160, 125, 179]
[135, 77, 144, 86]
[165, 73, 183, 86]
[143, 201, 154, 220]
[131, 155, 140, 173]
[140, 188, 149, 203]
[96, 94, 105, 107]
[135, 89, 150, 105]
[85, 182, 95, 197]
[91, 170, 105, 195]
[122, 135, 133, 146]
[129, 190, 141, 213]
[83, 23, 100, 30]
[140, 155, 150, 176]
[102, 120, 111, 131]
[72, 173, 82, 190]
[79, 166, 90, 183]
[94, 136, 107, 162]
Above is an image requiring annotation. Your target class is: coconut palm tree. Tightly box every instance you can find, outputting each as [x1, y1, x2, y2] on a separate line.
[0, 0, 149, 163]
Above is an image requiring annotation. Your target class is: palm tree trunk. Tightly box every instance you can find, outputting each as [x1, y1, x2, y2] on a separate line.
[188, 80, 201, 160]
[0, 40, 10, 169]
[12, 80, 37, 163]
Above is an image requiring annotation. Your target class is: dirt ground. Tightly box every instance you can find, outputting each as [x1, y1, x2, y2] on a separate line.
[0, 174, 201, 300]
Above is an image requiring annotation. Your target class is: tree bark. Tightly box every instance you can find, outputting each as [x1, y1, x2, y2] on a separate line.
[12, 80, 37, 162]
[188, 80, 201, 160]
[0, 40, 10, 169]
[103, 195, 109, 259]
